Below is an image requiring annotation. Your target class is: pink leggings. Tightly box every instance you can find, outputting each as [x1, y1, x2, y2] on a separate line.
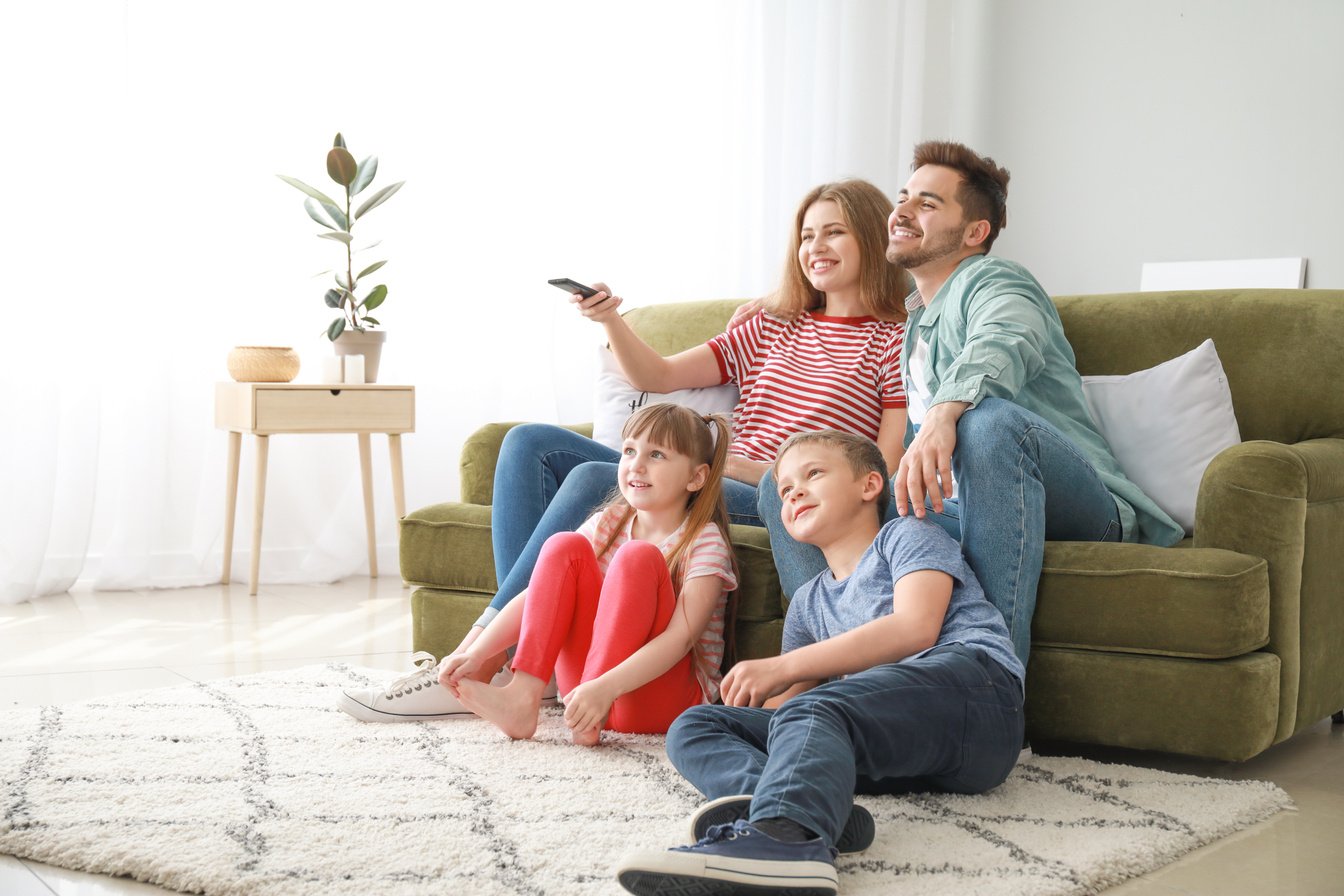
[511, 532, 705, 734]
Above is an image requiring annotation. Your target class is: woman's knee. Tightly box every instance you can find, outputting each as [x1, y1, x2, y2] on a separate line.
[564, 461, 619, 496]
[756, 468, 782, 522]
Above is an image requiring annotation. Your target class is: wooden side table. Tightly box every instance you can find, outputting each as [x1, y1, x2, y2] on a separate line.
[215, 382, 416, 595]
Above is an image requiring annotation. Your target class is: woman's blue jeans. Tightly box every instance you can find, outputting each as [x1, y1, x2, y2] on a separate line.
[488, 423, 762, 613]
[666, 644, 1024, 849]
[758, 398, 1122, 665]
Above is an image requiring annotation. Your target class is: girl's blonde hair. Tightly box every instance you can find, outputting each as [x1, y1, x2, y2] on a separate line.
[595, 403, 739, 667]
[764, 178, 910, 321]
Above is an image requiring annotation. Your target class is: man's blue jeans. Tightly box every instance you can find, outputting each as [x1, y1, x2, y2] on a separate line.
[758, 399, 1122, 665]
[666, 644, 1024, 848]
[489, 423, 762, 613]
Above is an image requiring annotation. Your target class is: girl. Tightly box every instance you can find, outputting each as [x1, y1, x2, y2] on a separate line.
[439, 403, 738, 744]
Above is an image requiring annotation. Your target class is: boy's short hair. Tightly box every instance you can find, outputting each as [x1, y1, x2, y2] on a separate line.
[774, 430, 891, 516]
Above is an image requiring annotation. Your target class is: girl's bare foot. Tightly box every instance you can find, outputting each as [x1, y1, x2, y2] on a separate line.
[570, 723, 602, 747]
[457, 673, 546, 740]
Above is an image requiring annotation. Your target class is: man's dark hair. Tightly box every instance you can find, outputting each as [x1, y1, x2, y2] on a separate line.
[912, 140, 1011, 251]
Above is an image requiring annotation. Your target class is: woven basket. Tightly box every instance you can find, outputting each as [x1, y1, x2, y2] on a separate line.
[226, 346, 300, 383]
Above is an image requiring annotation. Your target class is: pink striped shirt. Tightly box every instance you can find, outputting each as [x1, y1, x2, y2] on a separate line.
[577, 506, 738, 703]
[707, 311, 906, 463]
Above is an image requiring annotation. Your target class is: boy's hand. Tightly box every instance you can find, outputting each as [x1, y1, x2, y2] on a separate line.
[720, 655, 794, 707]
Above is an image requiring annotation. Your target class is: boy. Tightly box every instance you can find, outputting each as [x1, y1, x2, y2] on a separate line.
[616, 430, 1025, 895]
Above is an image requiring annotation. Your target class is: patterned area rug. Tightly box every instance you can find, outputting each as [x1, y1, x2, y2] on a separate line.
[0, 664, 1291, 896]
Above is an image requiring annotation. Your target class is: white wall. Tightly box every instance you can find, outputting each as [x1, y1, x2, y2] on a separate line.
[961, 0, 1344, 295]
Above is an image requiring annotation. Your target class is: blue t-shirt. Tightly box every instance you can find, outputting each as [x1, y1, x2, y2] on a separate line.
[782, 516, 1025, 688]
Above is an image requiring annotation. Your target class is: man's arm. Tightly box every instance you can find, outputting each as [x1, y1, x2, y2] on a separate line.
[718, 569, 954, 707]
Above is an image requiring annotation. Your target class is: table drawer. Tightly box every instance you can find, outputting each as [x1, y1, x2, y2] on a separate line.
[253, 387, 415, 433]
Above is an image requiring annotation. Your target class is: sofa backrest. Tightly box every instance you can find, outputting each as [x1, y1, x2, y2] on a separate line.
[624, 290, 1344, 446]
[1055, 289, 1344, 445]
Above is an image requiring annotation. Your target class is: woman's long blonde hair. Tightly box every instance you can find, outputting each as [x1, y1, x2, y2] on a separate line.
[765, 178, 910, 321]
[595, 403, 739, 665]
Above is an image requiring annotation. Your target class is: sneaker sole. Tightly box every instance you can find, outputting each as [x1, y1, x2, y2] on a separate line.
[335, 691, 475, 723]
[617, 850, 837, 896]
[688, 796, 875, 855]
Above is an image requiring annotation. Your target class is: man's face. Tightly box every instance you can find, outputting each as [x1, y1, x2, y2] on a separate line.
[886, 164, 974, 271]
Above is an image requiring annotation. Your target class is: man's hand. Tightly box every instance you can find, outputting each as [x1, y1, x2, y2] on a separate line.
[727, 299, 762, 331]
[894, 401, 969, 517]
[720, 655, 795, 707]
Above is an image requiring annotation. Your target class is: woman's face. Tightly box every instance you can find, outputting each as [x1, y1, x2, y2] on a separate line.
[798, 199, 862, 298]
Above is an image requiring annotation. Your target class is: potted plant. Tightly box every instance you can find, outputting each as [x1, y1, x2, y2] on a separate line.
[278, 133, 404, 382]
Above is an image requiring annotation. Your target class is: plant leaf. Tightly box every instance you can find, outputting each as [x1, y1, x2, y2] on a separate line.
[318, 231, 353, 244]
[304, 198, 336, 229]
[327, 146, 358, 187]
[362, 316, 380, 326]
[350, 156, 378, 197]
[354, 180, 404, 219]
[324, 289, 343, 308]
[361, 284, 388, 312]
[354, 241, 383, 253]
[320, 202, 349, 231]
[356, 260, 387, 279]
[335, 271, 352, 290]
[333, 132, 346, 149]
[277, 175, 339, 207]
[327, 317, 346, 340]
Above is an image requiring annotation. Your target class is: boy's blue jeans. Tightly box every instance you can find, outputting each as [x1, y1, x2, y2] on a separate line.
[666, 644, 1024, 849]
[489, 423, 762, 613]
[758, 399, 1123, 665]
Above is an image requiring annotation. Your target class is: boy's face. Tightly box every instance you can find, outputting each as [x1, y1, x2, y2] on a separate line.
[775, 442, 880, 547]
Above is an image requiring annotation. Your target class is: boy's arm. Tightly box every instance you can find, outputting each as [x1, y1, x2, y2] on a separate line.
[719, 569, 953, 707]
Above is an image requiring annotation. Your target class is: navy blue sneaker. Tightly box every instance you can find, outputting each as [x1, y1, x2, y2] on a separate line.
[616, 819, 838, 895]
[688, 795, 876, 855]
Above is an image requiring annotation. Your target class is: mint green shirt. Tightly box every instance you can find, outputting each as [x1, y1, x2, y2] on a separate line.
[904, 255, 1183, 546]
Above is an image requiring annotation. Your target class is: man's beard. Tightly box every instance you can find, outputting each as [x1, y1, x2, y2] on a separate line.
[885, 224, 965, 270]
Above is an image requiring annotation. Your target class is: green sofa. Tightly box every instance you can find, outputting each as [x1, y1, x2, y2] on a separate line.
[400, 289, 1344, 762]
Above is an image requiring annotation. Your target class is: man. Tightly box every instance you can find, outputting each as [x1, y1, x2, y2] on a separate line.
[763, 141, 1181, 665]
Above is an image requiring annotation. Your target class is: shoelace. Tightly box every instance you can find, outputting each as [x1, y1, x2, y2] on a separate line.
[384, 650, 440, 699]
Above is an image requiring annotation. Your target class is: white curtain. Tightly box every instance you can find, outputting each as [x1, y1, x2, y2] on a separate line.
[1, 0, 981, 604]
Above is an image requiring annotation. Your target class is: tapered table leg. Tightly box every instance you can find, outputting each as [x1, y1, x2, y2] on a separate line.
[359, 432, 378, 578]
[222, 430, 241, 584]
[249, 434, 269, 596]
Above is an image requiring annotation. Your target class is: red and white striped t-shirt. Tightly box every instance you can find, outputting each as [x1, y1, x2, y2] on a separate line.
[577, 506, 738, 703]
[707, 311, 906, 463]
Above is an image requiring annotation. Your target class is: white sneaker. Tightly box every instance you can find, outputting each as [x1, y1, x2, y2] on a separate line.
[338, 651, 512, 722]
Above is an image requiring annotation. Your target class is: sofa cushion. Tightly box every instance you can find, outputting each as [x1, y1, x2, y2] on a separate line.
[592, 347, 739, 450]
[1033, 541, 1269, 658]
[1081, 338, 1241, 534]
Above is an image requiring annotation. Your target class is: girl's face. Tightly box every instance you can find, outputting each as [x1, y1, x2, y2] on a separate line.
[618, 431, 708, 516]
[798, 199, 862, 297]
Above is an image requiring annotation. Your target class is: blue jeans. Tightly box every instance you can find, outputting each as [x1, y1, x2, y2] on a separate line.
[666, 644, 1024, 848]
[758, 399, 1122, 665]
[489, 423, 762, 613]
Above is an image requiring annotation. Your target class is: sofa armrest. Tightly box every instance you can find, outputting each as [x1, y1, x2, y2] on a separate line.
[1193, 437, 1344, 741]
[459, 421, 597, 505]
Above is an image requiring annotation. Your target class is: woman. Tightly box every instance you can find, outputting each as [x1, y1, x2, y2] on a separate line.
[461, 178, 910, 672]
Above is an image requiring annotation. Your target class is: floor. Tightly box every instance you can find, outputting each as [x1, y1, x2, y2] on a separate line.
[1, 578, 1341, 895]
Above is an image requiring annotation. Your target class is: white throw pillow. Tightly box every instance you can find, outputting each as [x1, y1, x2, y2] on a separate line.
[591, 347, 739, 450]
[1081, 338, 1241, 535]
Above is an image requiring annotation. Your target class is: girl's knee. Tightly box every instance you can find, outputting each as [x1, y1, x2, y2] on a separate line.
[538, 531, 592, 562]
[608, 539, 667, 574]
